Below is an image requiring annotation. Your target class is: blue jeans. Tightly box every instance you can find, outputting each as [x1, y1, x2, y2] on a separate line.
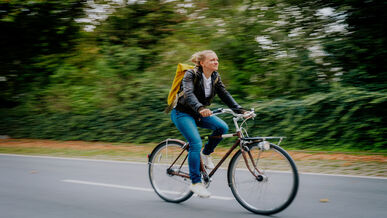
[170, 108, 229, 184]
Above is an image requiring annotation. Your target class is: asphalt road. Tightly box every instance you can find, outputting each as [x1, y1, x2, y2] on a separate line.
[0, 154, 386, 218]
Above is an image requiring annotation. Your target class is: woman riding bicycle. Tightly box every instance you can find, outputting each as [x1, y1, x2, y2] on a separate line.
[171, 50, 247, 198]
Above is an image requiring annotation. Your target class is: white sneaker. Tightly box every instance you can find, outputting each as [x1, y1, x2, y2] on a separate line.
[190, 183, 211, 198]
[201, 152, 215, 170]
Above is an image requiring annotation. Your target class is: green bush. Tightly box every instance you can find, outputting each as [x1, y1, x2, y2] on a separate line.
[1, 86, 385, 151]
[247, 87, 386, 151]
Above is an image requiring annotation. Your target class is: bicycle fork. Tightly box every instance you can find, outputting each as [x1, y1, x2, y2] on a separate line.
[241, 144, 267, 182]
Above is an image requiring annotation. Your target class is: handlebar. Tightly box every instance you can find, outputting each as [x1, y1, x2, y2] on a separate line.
[212, 108, 256, 119]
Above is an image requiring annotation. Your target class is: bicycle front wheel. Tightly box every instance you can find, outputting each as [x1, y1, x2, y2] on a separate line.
[228, 143, 299, 215]
[148, 140, 193, 203]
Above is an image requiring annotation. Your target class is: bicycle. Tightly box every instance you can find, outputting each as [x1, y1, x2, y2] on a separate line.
[148, 108, 299, 215]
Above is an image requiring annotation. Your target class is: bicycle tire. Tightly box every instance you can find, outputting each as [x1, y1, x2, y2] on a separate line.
[148, 140, 193, 203]
[227, 143, 299, 215]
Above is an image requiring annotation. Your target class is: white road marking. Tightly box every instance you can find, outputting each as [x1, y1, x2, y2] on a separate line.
[62, 179, 234, 201]
[0, 153, 146, 165]
[1, 153, 386, 180]
[299, 172, 387, 180]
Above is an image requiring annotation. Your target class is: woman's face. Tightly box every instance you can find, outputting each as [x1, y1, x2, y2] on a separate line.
[201, 52, 219, 72]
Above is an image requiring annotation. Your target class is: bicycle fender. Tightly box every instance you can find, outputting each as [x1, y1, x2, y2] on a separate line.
[148, 138, 186, 164]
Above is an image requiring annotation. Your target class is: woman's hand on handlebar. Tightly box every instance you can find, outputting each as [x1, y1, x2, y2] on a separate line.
[243, 110, 256, 119]
[199, 108, 212, 117]
[243, 111, 253, 119]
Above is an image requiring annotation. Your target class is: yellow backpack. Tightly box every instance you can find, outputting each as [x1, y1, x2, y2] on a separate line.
[165, 63, 195, 113]
[164, 63, 219, 113]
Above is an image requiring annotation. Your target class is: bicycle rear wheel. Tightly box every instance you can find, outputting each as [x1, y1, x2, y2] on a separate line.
[228, 143, 299, 215]
[148, 140, 193, 203]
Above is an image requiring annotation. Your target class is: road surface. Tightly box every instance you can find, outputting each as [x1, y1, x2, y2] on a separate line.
[0, 154, 386, 218]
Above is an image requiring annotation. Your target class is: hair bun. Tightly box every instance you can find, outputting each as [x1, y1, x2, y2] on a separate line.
[190, 50, 215, 67]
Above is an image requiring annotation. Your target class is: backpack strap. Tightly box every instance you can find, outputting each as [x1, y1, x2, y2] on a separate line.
[178, 67, 199, 99]
[192, 67, 199, 86]
[214, 75, 219, 84]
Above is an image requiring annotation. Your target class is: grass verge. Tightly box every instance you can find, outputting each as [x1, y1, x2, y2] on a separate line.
[0, 138, 386, 177]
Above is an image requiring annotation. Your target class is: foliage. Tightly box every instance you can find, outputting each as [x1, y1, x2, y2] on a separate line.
[0, 0, 386, 151]
[248, 87, 386, 150]
[320, 0, 387, 91]
[0, 0, 86, 107]
[1, 86, 385, 151]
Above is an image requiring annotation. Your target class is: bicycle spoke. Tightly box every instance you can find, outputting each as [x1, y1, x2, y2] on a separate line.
[254, 149, 262, 169]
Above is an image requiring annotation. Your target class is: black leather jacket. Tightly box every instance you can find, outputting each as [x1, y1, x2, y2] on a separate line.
[175, 67, 244, 118]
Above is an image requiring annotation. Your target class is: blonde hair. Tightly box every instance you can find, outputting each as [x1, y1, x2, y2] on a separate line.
[190, 50, 216, 67]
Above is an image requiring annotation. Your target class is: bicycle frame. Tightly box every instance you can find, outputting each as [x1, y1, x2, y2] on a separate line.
[166, 108, 285, 182]
[149, 108, 299, 215]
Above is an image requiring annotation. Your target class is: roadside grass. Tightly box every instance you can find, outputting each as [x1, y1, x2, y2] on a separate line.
[0, 147, 150, 162]
[0, 139, 154, 162]
[283, 146, 387, 155]
[0, 138, 386, 177]
[0, 138, 386, 159]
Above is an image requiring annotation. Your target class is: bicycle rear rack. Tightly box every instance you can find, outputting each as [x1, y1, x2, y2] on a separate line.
[241, 136, 285, 145]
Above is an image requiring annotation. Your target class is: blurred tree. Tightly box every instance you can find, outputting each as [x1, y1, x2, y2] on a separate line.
[38, 0, 187, 113]
[0, 0, 86, 108]
[95, 0, 185, 49]
[323, 0, 387, 91]
[287, 0, 387, 91]
[208, 0, 331, 99]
